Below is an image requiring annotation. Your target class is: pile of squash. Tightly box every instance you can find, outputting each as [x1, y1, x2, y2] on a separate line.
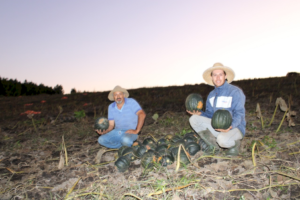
[114, 132, 204, 172]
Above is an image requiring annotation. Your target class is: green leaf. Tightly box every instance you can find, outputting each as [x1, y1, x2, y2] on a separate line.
[152, 113, 159, 121]
[74, 110, 85, 119]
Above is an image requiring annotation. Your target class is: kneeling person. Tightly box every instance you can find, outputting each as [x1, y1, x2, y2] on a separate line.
[96, 86, 146, 148]
[187, 63, 246, 156]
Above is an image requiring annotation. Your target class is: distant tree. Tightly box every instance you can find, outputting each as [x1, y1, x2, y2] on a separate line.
[70, 88, 77, 94]
[0, 77, 63, 96]
[53, 84, 64, 94]
[0, 78, 6, 96]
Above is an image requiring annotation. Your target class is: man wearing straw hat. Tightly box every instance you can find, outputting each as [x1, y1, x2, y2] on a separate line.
[187, 63, 246, 156]
[96, 85, 146, 149]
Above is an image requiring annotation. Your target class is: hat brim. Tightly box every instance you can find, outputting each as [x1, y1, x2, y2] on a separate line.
[108, 88, 129, 101]
[202, 66, 235, 86]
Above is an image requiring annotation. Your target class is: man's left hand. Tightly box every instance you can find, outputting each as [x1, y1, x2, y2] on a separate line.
[125, 129, 139, 134]
[215, 126, 232, 133]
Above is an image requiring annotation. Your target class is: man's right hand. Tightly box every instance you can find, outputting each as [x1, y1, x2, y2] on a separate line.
[95, 129, 109, 135]
[186, 110, 201, 115]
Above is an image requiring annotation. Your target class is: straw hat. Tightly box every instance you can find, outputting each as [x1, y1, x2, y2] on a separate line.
[108, 85, 129, 101]
[202, 63, 235, 86]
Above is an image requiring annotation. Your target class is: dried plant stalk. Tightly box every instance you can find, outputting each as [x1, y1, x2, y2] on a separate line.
[54, 106, 63, 123]
[175, 144, 182, 171]
[122, 193, 142, 200]
[276, 109, 288, 133]
[268, 104, 278, 126]
[252, 142, 257, 167]
[256, 103, 264, 129]
[58, 151, 64, 169]
[147, 183, 195, 197]
[64, 177, 81, 199]
[62, 135, 68, 166]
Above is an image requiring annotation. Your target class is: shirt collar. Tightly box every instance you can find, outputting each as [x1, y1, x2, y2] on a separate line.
[214, 81, 228, 90]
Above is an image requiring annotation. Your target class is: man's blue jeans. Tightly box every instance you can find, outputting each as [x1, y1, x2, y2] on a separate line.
[98, 129, 138, 149]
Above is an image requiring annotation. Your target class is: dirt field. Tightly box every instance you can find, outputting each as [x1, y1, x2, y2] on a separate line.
[1, 76, 300, 199]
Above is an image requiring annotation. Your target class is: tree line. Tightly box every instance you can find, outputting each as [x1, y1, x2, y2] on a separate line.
[0, 77, 64, 96]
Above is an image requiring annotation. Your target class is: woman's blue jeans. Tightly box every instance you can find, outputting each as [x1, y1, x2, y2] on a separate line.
[98, 129, 138, 149]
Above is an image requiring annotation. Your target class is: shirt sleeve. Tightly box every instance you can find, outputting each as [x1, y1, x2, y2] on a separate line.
[129, 98, 142, 114]
[107, 104, 114, 120]
[230, 90, 246, 129]
[201, 94, 214, 118]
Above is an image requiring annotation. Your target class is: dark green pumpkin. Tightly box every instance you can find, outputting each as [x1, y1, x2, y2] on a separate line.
[183, 135, 197, 143]
[169, 135, 182, 143]
[141, 150, 157, 169]
[171, 147, 191, 165]
[184, 142, 201, 156]
[114, 156, 130, 172]
[118, 146, 128, 157]
[211, 110, 232, 130]
[155, 144, 169, 156]
[169, 139, 185, 150]
[157, 138, 169, 146]
[185, 93, 204, 112]
[136, 145, 151, 158]
[143, 137, 156, 145]
[121, 147, 137, 161]
[158, 152, 174, 167]
[143, 138, 157, 149]
[94, 117, 109, 131]
[132, 141, 142, 151]
[184, 132, 198, 139]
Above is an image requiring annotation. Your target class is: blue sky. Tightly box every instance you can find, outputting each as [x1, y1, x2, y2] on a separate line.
[1, 0, 300, 93]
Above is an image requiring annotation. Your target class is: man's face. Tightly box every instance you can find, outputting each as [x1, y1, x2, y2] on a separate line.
[113, 91, 125, 104]
[211, 69, 227, 87]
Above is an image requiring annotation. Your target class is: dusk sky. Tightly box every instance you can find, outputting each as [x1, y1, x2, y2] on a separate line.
[1, 1, 300, 94]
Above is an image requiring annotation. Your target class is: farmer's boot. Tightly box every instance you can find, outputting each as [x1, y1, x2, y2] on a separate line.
[225, 140, 241, 156]
[197, 129, 220, 155]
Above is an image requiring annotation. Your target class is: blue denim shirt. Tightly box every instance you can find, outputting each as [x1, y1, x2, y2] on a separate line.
[201, 81, 246, 136]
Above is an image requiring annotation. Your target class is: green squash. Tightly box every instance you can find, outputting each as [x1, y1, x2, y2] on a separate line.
[169, 139, 185, 150]
[118, 146, 128, 157]
[211, 109, 232, 130]
[185, 93, 204, 112]
[158, 152, 174, 167]
[141, 150, 157, 169]
[121, 147, 137, 161]
[132, 141, 142, 151]
[184, 142, 200, 156]
[114, 156, 130, 172]
[155, 144, 169, 156]
[94, 117, 109, 131]
[142, 138, 157, 150]
[157, 138, 169, 146]
[143, 137, 155, 145]
[169, 135, 182, 143]
[183, 135, 197, 144]
[171, 147, 191, 165]
[136, 145, 151, 158]
[184, 132, 198, 139]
